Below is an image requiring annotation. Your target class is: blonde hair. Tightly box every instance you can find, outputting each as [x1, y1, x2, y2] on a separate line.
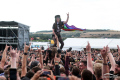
[93, 63, 103, 79]
[95, 60, 103, 64]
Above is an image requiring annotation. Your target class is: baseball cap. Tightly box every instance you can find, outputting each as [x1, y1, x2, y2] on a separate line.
[55, 15, 60, 18]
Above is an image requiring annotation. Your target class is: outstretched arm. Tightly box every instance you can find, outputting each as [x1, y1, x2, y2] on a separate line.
[16, 50, 20, 68]
[63, 13, 69, 24]
[37, 47, 43, 69]
[86, 42, 94, 74]
[9, 46, 17, 80]
[101, 46, 109, 80]
[0, 45, 9, 69]
[21, 42, 31, 77]
[107, 45, 115, 71]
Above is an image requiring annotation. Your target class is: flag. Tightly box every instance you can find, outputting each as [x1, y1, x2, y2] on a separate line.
[62, 23, 86, 31]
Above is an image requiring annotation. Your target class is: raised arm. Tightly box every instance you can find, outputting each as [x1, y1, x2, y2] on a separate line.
[0, 45, 9, 69]
[63, 13, 69, 24]
[9, 46, 17, 80]
[54, 54, 60, 76]
[37, 48, 43, 69]
[21, 42, 31, 77]
[65, 51, 70, 76]
[117, 45, 120, 61]
[107, 45, 115, 71]
[86, 42, 94, 74]
[101, 46, 109, 80]
[16, 50, 20, 68]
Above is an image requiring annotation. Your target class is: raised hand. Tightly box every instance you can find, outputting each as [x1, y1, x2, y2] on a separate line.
[47, 70, 55, 80]
[37, 47, 41, 53]
[117, 45, 120, 54]
[100, 47, 107, 59]
[10, 46, 17, 58]
[0, 44, 10, 69]
[86, 42, 94, 74]
[24, 42, 31, 53]
[31, 70, 43, 80]
[5, 44, 10, 50]
[106, 45, 110, 53]
[86, 42, 91, 52]
[67, 12, 69, 17]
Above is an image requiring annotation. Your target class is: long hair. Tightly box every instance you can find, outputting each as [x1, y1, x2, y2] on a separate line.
[54, 18, 62, 30]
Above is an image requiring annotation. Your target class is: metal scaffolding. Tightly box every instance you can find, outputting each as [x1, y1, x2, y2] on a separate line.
[0, 21, 30, 50]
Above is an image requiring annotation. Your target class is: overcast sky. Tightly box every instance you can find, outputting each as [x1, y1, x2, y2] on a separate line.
[0, 0, 120, 32]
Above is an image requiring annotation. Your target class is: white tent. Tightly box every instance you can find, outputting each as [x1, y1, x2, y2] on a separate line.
[62, 38, 120, 50]
[30, 42, 50, 50]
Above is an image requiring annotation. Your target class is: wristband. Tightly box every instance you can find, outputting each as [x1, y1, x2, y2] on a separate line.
[24, 53, 28, 55]
[54, 61, 59, 63]
[103, 63, 108, 65]
[86, 52, 91, 54]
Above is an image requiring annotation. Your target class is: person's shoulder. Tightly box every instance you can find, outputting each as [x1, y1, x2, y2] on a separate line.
[53, 23, 56, 26]
[61, 21, 64, 24]
[53, 23, 55, 25]
[92, 74, 96, 80]
[21, 76, 30, 80]
[53, 23, 55, 29]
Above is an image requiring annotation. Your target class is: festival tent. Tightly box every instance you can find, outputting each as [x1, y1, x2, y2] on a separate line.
[30, 42, 50, 50]
[62, 38, 120, 50]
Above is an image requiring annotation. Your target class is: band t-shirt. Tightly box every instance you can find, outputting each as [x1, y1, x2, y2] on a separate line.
[57, 22, 60, 32]
[52, 22, 64, 33]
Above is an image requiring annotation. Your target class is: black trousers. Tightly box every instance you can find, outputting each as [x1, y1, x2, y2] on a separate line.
[52, 32, 64, 49]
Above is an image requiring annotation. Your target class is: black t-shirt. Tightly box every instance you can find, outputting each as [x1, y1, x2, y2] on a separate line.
[109, 71, 114, 80]
[52, 22, 64, 32]
[21, 76, 30, 80]
[93, 74, 96, 80]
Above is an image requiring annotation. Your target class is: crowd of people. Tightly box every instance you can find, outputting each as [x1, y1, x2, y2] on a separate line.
[0, 42, 120, 80]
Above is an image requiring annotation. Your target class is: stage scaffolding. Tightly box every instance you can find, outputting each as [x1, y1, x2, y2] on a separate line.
[0, 21, 30, 50]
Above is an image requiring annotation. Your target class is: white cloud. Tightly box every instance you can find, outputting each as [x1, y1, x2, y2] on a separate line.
[0, 0, 120, 32]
